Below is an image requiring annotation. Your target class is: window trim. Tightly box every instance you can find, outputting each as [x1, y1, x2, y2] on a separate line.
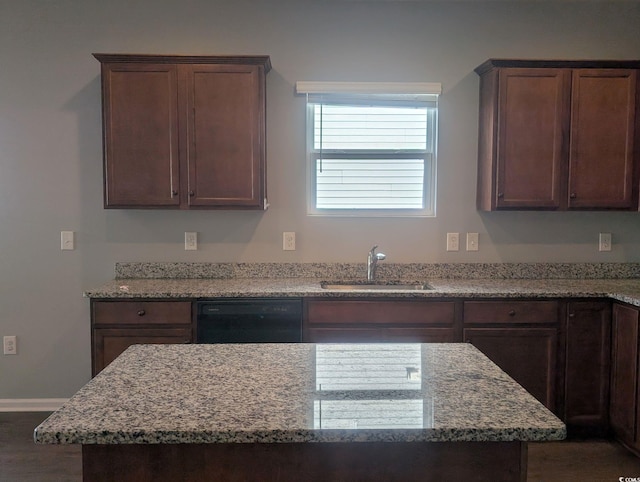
[296, 81, 442, 97]
[297, 82, 440, 217]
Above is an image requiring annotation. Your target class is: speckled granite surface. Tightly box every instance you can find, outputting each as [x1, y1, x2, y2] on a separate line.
[34, 343, 565, 445]
[115, 262, 640, 280]
[85, 276, 640, 306]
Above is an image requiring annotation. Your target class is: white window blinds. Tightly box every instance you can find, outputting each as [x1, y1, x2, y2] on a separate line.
[312, 104, 430, 151]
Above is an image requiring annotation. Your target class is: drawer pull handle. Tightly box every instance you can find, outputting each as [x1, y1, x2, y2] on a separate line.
[508, 310, 516, 316]
[137, 310, 146, 316]
[568, 313, 575, 318]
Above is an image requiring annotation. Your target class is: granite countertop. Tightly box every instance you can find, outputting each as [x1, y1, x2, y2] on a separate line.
[34, 343, 565, 445]
[84, 277, 640, 306]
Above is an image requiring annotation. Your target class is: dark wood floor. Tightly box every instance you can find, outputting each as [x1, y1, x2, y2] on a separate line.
[3, 412, 640, 481]
[1, 412, 81, 481]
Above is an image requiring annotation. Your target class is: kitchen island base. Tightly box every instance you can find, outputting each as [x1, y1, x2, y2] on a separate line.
[83, 440, 526, 482]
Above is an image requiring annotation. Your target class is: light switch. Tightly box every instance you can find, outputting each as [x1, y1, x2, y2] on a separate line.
[599, 233, 611, 252]
[61, 231, 74, 250]
[185, 232, 198, 250]
[283, 232, 296, 251]
[466, 233, 479, 252]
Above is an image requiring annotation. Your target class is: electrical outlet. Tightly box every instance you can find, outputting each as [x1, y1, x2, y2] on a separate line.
[466, 233, 479, 251]
[61, 231, 74, 250]
[3, 336, 17, 355]
[599, 233, 612, 252]
[185, 232, 198, 251]
[446, 233, 459, 252]
[283, 232, 296, 251]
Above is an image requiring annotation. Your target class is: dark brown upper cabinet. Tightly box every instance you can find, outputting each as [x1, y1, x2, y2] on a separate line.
[476, 59, 640, 211]
[94, 54, 271, 209]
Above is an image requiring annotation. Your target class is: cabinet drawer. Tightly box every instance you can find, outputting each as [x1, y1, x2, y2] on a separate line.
[92, 301, 192, 326]
[307, 327, 457, 343]
[306, 300, 455, 325]
[463, 300, 559, 324]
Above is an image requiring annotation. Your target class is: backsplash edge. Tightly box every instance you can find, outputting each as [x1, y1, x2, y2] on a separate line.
[114, 262, 640, 280]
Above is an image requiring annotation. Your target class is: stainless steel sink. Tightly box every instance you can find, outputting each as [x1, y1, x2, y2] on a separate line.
[320, 281, 433, 291]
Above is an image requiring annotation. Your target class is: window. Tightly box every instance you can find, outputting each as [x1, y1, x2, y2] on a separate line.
[296, 82, 440, 216]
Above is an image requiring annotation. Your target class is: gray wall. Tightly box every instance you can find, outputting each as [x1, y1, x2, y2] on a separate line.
[1, 0, 640, 399]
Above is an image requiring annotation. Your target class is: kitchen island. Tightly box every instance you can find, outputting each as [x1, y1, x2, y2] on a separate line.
[35, 343, 564, 481]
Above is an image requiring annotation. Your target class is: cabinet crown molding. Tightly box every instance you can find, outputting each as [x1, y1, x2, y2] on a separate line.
[475, 59, 640, 75]
[93, 53, 272, 72]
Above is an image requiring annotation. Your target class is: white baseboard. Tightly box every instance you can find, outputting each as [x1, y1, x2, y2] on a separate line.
[0, 398, 68, 412]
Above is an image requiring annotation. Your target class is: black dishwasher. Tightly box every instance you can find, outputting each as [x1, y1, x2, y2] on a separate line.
[196, 298, 302, 343]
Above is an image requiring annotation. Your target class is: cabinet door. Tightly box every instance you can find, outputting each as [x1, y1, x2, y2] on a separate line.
[92, 327, 192, 375]
[610, 304, 639, 446]
[185, 64, 266, 208]
[563, 301, 611, 433]
[464, 328, 558, 411]
[568, 70, 637, 209]
[101, 63, 181, 207]
[495, 68, 569, 209]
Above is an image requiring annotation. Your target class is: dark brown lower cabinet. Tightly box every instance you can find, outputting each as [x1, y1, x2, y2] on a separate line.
[88, 296, 640, 458]
[610, 303, 640, 452]
[562, 301, 611, 435]
[304, 299, 459, 343]
[91, 300, 193, 376]
[463, 327, 558, 411]
[462, 300, 560, 412]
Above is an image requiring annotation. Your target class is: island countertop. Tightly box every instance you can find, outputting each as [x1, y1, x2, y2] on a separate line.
[34, 343, 566, 445]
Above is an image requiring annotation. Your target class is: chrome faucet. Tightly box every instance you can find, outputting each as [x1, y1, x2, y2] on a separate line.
[367, 245, 386, 281]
